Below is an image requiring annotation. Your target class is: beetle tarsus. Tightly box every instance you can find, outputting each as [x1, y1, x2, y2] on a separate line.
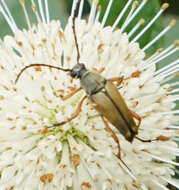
[136, 136, 157, 143]
[47, 121, 67, 128]
[109, 76, 124, 86]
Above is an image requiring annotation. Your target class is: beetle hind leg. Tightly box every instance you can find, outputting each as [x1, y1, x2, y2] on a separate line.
[135, 136, 156, 143]
[101, 116, 133, 173]
[101, 116, 121, 159]
[130, 110, 157, 142]
[129, 110, 141, 128]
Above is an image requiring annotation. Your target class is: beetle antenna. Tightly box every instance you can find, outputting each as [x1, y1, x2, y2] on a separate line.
[72, 0, 81, 64]
[15, 64, 71, 84]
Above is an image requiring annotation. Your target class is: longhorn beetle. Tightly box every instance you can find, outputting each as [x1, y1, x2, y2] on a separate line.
[15, 0, 156, 159]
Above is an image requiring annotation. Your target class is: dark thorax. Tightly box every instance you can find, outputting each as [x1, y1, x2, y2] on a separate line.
[80, 71, 106, 95]
[70, 63, 106, 96]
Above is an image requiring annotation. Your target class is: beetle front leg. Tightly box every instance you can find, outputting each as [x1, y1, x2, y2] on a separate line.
[47, 95, 87, 128]
[55, 87, 82, 100]
[101, 116, 121, 159]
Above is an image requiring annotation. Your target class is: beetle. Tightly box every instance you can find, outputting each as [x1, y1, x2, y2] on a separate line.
[15, 0, 154, 159]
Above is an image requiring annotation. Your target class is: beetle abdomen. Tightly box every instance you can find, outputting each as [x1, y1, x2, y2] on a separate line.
[90, 80, 138, 142]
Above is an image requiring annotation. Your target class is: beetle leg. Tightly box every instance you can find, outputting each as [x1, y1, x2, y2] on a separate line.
[109, 76, 124, 86]
[92, 67, 105, 74]
[135, 136, 157, 143]
[48, 95, 87, 128]
[101, 116, 134, 173]
[101, 116, 121, 159]
[56, 87, 82, 100]
[108, 70, 140, 85]
[129, 110, 141, 128]
[130, 110, 157, 142]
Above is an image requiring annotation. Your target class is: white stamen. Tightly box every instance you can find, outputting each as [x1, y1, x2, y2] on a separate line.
[170, 81, 179, 88]
[158, 146, 179, 156]
[175, 170, 179, 176]
[152, 180, 169, 190]
[168, 88, 179, 94]
[144, 48, 163, 64]
[31, 0, 42, 23]
[95, 5, 101, 22]
[161, 177, 179, 189]
[127, 18, 144, 38]
[38, 0, 46, 23]
[121, 0, 147, 33]
[128, 18, 145, 38]
[142, 20, 176, 51]
[146, 152, 179, 167]
[71, 0, 79, 17]
[173, 137, 179, 141]
[19, 0, 31, 28]
[141, 47, 179, 71]
[141, 185, 149, 190]
[155, 59, 179, 76]
[167, 125, 179, 129]
[158, 67, 179, 81]
[139, 126, 175, 134]
[113, 159, 148, 190]
[101, 0, 113, 27]
[174, 153, 179, 157]
[78, 0, 84, 19]
[157, 40, 178, 58]
[161, 73, 179, 84]
[0, 2, 17, 33]
[158, 110, 179, 115]
[144, 41, 178, 65]
[163, 96, 179, 103]
[131, 3, 169, 43]
[122, 0, 138, 28]
[112, 0, 133, 30]
[1, 0, 18, 30]
[88, 0, 97, 25]
[44, 0, 50, 23]
[117, 159, 136, 181]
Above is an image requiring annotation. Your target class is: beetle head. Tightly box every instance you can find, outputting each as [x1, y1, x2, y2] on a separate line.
[70, 63, 87, 79]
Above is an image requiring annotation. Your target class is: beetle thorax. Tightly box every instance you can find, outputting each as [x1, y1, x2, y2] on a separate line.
[80, 72, 106, 95]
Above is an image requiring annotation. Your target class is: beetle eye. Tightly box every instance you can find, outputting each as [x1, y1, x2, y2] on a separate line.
[70, 71, 76, 78]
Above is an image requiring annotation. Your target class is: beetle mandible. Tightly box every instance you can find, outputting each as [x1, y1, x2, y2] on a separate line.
[15, 0, 155, 159]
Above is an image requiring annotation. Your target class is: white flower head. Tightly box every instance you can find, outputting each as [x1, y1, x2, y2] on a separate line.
[0, 0, 178, 189]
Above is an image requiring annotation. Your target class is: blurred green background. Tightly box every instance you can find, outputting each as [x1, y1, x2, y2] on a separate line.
[0, 0, 178, 188]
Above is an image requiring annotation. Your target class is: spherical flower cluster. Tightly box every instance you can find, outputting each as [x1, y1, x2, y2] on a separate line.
[0, 0, 178, 189]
